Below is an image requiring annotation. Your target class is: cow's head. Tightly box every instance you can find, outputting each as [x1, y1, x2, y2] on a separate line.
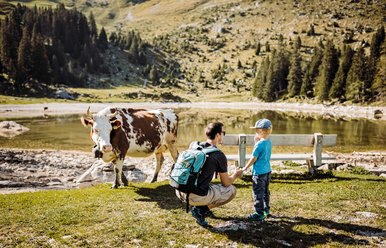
[81, 107, 122, 154]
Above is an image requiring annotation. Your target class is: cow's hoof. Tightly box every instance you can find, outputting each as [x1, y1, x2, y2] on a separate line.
[111, 184, 118, 189]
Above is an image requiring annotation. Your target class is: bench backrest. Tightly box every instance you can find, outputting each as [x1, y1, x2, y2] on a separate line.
[222, 133, 337, 168]
[222, 134, 337, 146]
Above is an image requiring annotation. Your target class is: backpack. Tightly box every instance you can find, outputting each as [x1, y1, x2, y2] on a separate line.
[169, 142, 219, 212]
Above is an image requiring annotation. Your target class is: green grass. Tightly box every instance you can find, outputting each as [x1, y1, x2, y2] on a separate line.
[1, 172, 385, 247]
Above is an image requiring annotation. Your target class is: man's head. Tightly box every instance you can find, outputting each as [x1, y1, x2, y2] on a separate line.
[205, 122, 225, 142]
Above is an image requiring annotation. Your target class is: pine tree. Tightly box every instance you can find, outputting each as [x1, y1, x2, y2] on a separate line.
[16, 26, 32, 84]
[329, 45, 354, 101]
[88, 11, 98, 41]
[294, 36, 302, 50]
[149, 65, 159, 85]
[287, 48, 303, 97]
[345, 47, 368, 102]
[253, 56, 270, 99]
[97, 27, 108, 52]
[30, 24, 50, 83]
[255, 41, 261, 55]
[265, 41, 270, 52]
[315, 40, 339, 101]
[301, 45, 323, 98]
[370, 26, 385, 60]
[370, 40, 386, 102]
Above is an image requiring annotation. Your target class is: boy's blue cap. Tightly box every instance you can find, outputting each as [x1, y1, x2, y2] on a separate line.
[250, 119, 272, 129]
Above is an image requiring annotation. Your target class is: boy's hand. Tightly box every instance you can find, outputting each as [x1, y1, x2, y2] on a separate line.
[235, 169, 244, 178]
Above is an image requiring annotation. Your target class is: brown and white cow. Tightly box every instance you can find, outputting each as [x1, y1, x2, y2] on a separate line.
[81, 107, 178, 188]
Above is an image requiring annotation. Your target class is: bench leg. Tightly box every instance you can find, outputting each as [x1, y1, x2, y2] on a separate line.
[306, 160, 315, 175]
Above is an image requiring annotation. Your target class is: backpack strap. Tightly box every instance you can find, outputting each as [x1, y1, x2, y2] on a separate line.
[186, 193, 190, 213]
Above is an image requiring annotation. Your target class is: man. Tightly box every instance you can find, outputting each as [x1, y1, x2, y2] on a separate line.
[175, 122, 244, 227]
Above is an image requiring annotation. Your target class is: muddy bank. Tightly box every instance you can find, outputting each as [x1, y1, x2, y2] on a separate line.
[0, 148, 385, 194]
[0, 102, 385, 120]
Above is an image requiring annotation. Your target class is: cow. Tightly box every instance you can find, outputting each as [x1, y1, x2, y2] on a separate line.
[81, 107, 179, 188]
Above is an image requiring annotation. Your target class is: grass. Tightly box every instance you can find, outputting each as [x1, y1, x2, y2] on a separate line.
[0, 172, 385, 247]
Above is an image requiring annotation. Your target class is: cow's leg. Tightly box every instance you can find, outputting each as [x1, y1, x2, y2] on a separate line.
[121, 169, 129, 186]
[167, 142, 179, 163]
[152, 145, 167, 183]
[112, 159, 124, 188]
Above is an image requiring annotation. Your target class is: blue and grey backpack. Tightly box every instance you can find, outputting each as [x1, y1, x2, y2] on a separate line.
[170, 142, 219, 212]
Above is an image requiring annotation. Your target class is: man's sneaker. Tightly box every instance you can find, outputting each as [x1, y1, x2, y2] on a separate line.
[191, 207, 210, 227]
[247, 212, 265, 221]
[202, 206, 215, 218]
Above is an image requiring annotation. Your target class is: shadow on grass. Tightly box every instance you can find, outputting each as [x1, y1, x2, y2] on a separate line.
[206, 215, 385, 247]
[238, 172, 386, 185]
[132, 182, 251, 210]
[132, 184, 182, 210]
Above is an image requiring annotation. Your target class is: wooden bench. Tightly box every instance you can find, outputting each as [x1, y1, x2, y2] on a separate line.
[223, 133, 337, 174]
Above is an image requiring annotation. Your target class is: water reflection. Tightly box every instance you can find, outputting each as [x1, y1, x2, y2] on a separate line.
[0, 108, 385, 153]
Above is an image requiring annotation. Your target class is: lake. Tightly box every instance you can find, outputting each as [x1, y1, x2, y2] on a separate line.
[1, 108, 385, 154]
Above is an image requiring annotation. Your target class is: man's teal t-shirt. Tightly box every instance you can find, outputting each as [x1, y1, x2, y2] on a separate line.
[251, 139, 272, 175]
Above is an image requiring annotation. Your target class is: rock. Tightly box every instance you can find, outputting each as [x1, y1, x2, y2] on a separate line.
[0, 121, 29, 138]
[55, 89, 74, 100]
[374, 109, 383, 119]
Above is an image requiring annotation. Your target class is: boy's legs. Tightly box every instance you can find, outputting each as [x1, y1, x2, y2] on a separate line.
[252, 175, 266, 215]
[264, 172, 271, 214]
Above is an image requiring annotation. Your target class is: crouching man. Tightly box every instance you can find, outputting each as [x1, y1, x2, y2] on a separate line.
[175, 122, 244, 227]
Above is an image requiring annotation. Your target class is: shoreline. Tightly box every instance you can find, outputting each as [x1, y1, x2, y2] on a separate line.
[0, 102, 385, 120]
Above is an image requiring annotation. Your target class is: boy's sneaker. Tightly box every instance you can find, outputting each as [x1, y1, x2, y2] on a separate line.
[191, 207, 210, 227]
[264, 210, 272, 218]
[247, 212, 265, 221]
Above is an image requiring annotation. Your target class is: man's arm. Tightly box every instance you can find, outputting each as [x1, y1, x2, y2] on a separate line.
[219, 169, 243, 187]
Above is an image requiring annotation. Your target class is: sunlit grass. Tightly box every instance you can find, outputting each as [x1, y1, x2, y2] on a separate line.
[0, 172, 385, 247]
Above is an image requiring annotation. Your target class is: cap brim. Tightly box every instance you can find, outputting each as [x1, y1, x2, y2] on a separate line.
[249, 126, 257, 129]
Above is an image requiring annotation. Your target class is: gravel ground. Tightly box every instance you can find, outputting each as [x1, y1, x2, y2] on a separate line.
[0, 148, 385, 194]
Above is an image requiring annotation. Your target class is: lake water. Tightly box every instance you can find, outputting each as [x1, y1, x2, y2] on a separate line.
[1, 108, 385, 153]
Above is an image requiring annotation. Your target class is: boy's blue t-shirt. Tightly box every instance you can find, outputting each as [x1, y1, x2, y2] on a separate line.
[251, 139, 272, 175]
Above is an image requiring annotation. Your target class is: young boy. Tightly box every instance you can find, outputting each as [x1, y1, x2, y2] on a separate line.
[243, 118, 273, 221]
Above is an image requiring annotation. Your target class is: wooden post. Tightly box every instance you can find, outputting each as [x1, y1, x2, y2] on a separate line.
[238, 134, 247, 168]
[313, 133, 323, 167]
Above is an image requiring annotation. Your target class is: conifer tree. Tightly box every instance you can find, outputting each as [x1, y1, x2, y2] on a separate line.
[255, 41, 261, 55]
[265, 41, 270, 52]
[16, 26, 32, 84]
[329, 45, 354, 100]
[287, 48, 303, 97]
[301, 45, 323, 98]
[315, 40, 339, 101]
[253, 56, 270, 99]
[370, 26, 385, 60]
[30, 25, 50, 83]
[294, 36, 302, 50]
[88, 11, 98, 41]
[149, 65, 159, 85]
[97, 27, 108, 52]
[370, 41, 386, 102]
[345, 47, 368, 102]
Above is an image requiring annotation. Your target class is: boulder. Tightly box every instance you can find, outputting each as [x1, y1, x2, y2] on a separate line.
[0, 121, 29, 138]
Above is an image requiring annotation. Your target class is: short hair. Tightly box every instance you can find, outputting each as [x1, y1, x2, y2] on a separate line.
[205, 122, 224, 140]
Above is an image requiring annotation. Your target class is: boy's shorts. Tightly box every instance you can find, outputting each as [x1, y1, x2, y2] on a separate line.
[176, 184, 237, 208]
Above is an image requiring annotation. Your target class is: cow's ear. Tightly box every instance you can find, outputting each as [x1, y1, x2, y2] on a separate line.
[81, 117, 93, 127]
[111, 119, 122, 129]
